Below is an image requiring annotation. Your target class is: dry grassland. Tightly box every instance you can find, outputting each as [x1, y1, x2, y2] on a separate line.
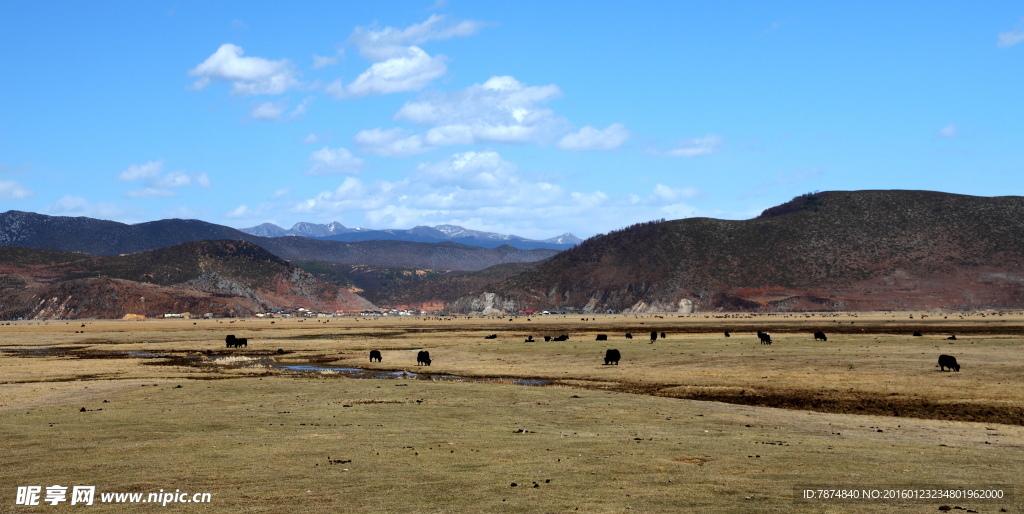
[1, 313, 1022, 512]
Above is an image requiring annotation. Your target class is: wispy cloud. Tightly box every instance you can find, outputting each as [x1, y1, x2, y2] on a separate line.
[117, 160, 209, 198]
[188, 43, 299, 95]
[998, 29, 1024, 47]
[0, 180, 34, 200]
[289, 151, 710, 239]
[306, 147, 364, 175]
[395, 76, 568, 146]
[939, 123, 957, 138]
[656, 135, 723, 157]
[557, 123, 631, 151]
[346, 46, 448, 97]
[334, 15, 486, 98]
[354, 128, 432, 157]
[349, 14, 486, 61]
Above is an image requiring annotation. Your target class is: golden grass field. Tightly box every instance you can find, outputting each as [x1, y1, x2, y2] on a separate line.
[2, 312, 1022, 512]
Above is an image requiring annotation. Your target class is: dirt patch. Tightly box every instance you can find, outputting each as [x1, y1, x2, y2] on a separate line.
[602, 382, 1024, 426]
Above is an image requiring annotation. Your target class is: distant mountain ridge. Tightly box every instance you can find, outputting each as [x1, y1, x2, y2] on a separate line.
[0, 211, 560, 271]
[239, 221, 581, 250]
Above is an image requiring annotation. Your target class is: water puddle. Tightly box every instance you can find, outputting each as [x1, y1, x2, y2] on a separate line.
[3, 347, 551, 387]
[272, 363, 549, 386]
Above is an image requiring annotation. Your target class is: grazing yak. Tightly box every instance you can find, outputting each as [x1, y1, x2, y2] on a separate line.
[814, 331, 827, 342]
[484, 334, 497, 339]
[724, 331, 730, 338]
[946, 335, 957, 340]
[913, 331, 923, 337]
[596, 334, 608, 341]
[369, 350, 382, 363]
[650, 331, 658, 343]
[417, 350, 431, 366]
[625, 333, 633, 339]
[553, 334, 569, 341]
[757, 331, 772, 345]
[225, 335, 247, 348]
[660, 332, 667, 339]
[525, 336, 535, 342]
[544, 336, 552, 342]
[938, 354, 960, 372]
[604, 349, 621, 365]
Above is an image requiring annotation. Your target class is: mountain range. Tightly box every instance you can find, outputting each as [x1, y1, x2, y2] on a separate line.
[448, 190, 1024, 313]
[239, 221, 581, 250]
[0, 211, 559, 271]
[3, 190, 1024, 318]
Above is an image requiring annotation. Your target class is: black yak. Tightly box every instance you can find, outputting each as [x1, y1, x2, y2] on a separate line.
[938, 354, 960, 372]
[625, 333, 633, 339]
[650, 331, 658, 343]
[913, 331, 923, 337]
[814, 331, 827, 342]
[596, 334, 608, 341]
[369, 350, 382, 362]
[484, 334, 497, 339]
[417, 350, 431, 366]
[604, 349, 621, 365]
[757, 331, 772, 345]
[225, 335, 247, 348]
[553, 335, 569, 341]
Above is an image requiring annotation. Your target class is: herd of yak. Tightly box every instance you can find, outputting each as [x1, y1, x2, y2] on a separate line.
[223, 330, 962, 372]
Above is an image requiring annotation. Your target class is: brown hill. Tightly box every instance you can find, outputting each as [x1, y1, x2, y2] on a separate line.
[0, 241, 375, 319]
[448, 190, 1024, 313]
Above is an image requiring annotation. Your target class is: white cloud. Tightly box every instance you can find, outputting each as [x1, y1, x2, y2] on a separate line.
[291, 151, 622, 237]
[302, 133, 322, 145]
[188, 43, 299, 95]
[557, 123, 631, 151]
[155, 170, 194, 188]
[998, 30, 1024, 47]
[118, 160, 163, 181]
[660, 134, 723, 157]
[939, 124, 957, 138]
[271, 188, 291, 199]
[340, 16, 485, 97]
[251, 101, 286, 121]
[307, 147, 364, 175]
[652, 184, 699, 202]
[0, 180, 33, 199]
[325, 79, 346, 99]
[354, 128, 432, 157]
[225, 205, 250, 218]
[312, 52, 341, 69]
[291, 97, 313, 118]
[350, 14, 485, 61]
[45, 195, 138, 219]
[396, 76, 568, 146]
[346, 46, 448, 97]
[414, 151, 516, 189]
[118, 160, 209, 198]
[126, 187, 178, 199]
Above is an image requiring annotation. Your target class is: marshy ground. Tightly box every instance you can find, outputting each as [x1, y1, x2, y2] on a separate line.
[1, 312, 1021, 512]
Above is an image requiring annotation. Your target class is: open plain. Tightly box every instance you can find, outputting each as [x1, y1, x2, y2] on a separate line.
[2, 313, 1022, 512]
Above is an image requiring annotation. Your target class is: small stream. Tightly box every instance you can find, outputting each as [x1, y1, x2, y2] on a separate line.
[2, 347, 551, 387]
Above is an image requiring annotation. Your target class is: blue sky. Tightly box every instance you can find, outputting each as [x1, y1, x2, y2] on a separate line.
[1, 1, 1022, 239]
